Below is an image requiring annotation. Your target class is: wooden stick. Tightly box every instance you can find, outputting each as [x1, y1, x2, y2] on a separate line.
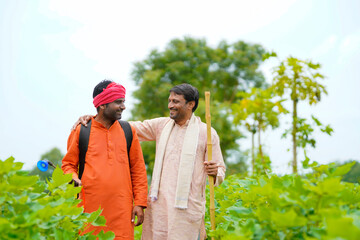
[205, 91, 216, 239]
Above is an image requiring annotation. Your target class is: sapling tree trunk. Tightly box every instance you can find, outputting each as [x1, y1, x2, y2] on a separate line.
[258, 120, 264, 167]
[270, 56, 327, 174]
[251, 129, 255, 175]
[292, 87, 298, 174]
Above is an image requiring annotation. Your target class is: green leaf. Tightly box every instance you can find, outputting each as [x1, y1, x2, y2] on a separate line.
[0, 157, 19, 175]
[311, 115, 322, 126]
[97, 230, 116, 240]
[262, 51, 277, 61]
[92, 215, 107, 227]
[332, 161, 355, 177]
[51, 167, 72, 188]
[271, 209, 307, 228]
[227, 206, 252, 217]
[63, 206, 83, 218]
[326, 217, 360, 239]
[87, 207, 103, 223]
[8, 174, 38, 187]
[320, 124, 334, 135]
[314, 178, 344, 195]
[302, 150, 318, 169]
[54, 227, 63, 240]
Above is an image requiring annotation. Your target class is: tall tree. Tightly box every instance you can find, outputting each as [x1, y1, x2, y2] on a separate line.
[131, 37, 266, 171]
[232, 87, 287, 174]
[29, 147, 64, 180]
[271, 56, 327, 173]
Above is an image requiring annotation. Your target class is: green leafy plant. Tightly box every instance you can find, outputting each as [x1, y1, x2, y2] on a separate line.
[134, 224, 142, 240]
[0, 156, 115, 240]
[205, 160, 360, 239]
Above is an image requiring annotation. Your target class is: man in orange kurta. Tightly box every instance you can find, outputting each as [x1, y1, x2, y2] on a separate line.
[62, 80, 148, 239]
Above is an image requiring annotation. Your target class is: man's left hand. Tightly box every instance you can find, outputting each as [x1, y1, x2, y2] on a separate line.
[131, 205, 145, 226]
[204, 161, 218, 177]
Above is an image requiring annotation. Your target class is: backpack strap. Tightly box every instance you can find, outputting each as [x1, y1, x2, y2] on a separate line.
[78, 119, 133, 180]
[118, 120, 133, 165]
[78, 119, 92, 180]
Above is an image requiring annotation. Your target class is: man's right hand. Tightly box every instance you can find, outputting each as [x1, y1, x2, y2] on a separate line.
[72, 178, 82, 187]
[71, 115, 93, 131]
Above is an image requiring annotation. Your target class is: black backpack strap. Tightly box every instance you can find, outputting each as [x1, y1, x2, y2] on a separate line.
[77, 119, 132, 181]
[118, 120, 133, 166]
[78, 119, 92, 180]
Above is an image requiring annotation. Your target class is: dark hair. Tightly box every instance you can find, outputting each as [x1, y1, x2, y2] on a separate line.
[93, 80, 113, 98]
[170, 83, 199, 112]
[93, 80, 113, 112]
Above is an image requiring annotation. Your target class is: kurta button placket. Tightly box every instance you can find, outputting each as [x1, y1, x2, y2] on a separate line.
[107, 130, 114, 165]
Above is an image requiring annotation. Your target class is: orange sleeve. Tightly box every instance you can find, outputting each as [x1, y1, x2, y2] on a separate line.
[129, 127, 148, 207]
[61, 126, 81, 180]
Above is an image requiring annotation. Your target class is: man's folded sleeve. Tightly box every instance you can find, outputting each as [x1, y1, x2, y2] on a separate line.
[61, 126, 81, 180]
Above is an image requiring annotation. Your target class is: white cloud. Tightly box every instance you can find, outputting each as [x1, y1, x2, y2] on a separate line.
[338, 31, 360, 64]
[310, 35, 338, 58]
[43, 0, 300, 110]
[46, 0, 299, 79]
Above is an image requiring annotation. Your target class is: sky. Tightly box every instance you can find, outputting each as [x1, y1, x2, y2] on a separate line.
[0, 0, 359, 174]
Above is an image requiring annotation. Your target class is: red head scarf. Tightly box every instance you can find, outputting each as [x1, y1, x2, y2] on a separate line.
[93, 82, 126, 108]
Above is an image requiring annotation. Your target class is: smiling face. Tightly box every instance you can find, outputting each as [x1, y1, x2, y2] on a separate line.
[168, 92, 194, 125]
[102, 98, 126, 121]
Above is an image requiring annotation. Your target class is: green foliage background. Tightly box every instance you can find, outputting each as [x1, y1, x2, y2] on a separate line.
[0, 157, 115, 240]
[131, 37, 266, 175]
[342, 160, 360, 183]
[206, 161, 360, 239]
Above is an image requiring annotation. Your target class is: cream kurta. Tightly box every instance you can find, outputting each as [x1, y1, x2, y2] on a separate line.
[130, 117, 225, 240]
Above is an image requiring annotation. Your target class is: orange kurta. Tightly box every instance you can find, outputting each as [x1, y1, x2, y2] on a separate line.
[62, 117, 148, 239]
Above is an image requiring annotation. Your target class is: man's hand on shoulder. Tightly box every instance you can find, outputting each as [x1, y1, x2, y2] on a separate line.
[71, 115, 93, 131]
[132, 205, 145, 226]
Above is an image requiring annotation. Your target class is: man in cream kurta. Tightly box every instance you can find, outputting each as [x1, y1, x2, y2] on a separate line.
[131, 84, 226, 240]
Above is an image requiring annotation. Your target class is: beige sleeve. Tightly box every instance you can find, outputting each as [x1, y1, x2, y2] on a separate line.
[129, 117, 167, 142]
[206, 128, 226, 187]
